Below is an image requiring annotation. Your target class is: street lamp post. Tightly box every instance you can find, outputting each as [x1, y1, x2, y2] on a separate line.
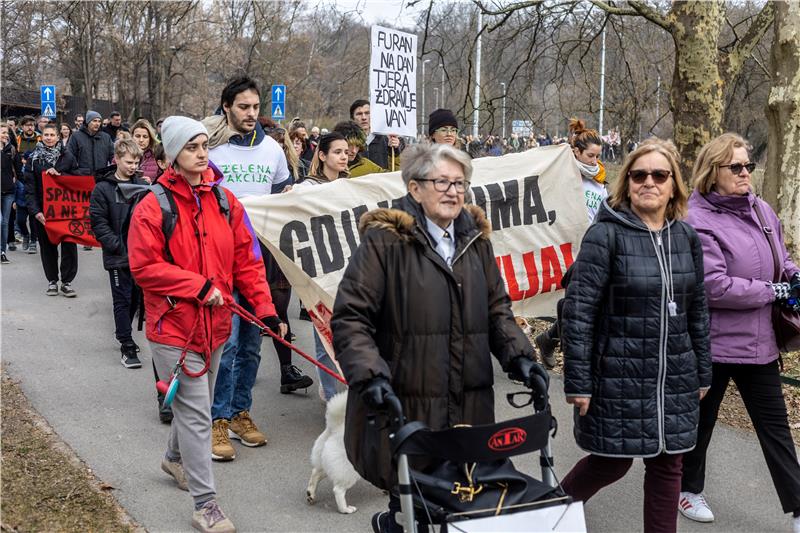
[473, 8, 482, 138]
[500, 82, 506, 139]
[598, 25, 607, 135]
[434, 87, 439, 109]
[421, 59, 431, 136]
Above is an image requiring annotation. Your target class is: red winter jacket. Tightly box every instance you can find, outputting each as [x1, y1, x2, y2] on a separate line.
[127, 165, 276, 353]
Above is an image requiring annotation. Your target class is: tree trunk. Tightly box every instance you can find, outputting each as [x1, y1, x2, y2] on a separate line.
[668, 0, 724, 179]
[764, 0, 800, 258]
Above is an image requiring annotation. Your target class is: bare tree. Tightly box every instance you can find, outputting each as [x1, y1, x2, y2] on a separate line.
[764, 0, 800, 256]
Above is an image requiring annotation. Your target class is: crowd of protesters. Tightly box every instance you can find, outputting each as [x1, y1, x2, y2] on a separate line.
[2, 73, 799, 533]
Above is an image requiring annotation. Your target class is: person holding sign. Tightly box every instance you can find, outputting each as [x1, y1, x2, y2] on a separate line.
[350, 99, 404, 171]
[127, 116, 286, 533]
[23, 123, 79, 297]
[331, 143, 545, 532]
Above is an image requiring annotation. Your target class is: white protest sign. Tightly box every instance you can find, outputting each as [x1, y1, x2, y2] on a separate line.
[369, 25, 417, 137]
[242, 145, 589, 356]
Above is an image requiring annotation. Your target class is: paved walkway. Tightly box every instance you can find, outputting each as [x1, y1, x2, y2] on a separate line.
[1, 248, 794, 532]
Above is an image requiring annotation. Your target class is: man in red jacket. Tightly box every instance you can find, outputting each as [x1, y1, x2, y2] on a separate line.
[128, 116, 286, 533]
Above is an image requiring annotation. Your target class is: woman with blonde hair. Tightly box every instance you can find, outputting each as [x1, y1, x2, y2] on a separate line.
[560, 138, 711, 533]
[130, 119, 160, 182]
[679, 133, 800, 529]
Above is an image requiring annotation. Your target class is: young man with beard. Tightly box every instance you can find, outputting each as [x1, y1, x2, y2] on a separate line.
[89, 139, 146, 368]
[66, 110, 115, 175]
[349, 99, 405, 171]
[202, 76, 312, 462]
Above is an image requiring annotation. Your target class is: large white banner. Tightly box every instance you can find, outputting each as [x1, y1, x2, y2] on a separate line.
[242, 144, 589, 350]
[369, 25, 417, 137]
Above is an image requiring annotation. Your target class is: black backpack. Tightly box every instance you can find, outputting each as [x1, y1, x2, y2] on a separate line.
[120, 182, 231, 264]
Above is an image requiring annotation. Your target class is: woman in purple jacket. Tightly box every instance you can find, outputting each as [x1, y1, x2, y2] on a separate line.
[680, 133, 800, 530]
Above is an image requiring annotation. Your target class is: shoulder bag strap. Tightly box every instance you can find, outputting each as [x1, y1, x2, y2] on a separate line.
[752, 198, 787, 367]
[752, 198, 782, 283]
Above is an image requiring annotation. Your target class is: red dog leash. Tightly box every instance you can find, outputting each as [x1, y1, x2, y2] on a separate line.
[225, 300, 349, 386]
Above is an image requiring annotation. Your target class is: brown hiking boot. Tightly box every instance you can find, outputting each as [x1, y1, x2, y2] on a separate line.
[228, 411, 267, 447]
[211, 419, 235, 461]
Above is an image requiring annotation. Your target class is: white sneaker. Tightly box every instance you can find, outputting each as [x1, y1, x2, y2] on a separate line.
[792, 514, 800, 533]
[679, 491, 714, 523]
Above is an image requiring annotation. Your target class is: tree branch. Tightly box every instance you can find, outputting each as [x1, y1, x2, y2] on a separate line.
[721, 0, 774, 80]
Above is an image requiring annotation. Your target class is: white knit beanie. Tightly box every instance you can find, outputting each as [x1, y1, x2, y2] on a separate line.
[161, 116, 208, 162]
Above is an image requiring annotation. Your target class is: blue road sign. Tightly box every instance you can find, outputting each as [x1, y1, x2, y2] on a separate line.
[40, 85, 56, 118]
[271, 85, 285, 103]
[271, 102, 285, 120]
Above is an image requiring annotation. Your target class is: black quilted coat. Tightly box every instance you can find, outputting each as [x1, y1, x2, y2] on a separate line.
[332, 195, 535, 490]
[562, 200, 712, 457]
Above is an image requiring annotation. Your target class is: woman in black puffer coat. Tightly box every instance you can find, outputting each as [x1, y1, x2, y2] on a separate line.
[560, 139, 712, 533]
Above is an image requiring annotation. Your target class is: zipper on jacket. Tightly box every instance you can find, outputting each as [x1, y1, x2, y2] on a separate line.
[649, 228, 668, 453]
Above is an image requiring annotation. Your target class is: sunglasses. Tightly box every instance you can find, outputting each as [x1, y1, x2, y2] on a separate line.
[719, 162, 755, 175]
[628, 169, 672, 184]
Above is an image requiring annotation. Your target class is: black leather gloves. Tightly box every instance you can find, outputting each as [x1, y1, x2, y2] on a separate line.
[359, 377, 394, 411]
[508, 356, 550, 410]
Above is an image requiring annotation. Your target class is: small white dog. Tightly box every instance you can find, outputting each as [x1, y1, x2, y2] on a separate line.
[306, 390, 361, 514]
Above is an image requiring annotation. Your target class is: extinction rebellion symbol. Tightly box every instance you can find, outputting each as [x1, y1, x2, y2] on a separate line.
[487, 427, 527, 452]
[68, 220, 85, 236]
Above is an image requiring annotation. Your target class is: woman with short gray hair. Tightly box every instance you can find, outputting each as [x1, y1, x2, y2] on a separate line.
[332, 142, 545, 532]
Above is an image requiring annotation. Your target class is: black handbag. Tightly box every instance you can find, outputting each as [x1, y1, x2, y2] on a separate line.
[753, 200, 800, 353]
[409, 458, 557, 520]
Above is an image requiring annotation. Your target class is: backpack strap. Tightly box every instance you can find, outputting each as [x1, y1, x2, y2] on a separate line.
[211, 184, 231, 222]
[151, 184, 178, 264]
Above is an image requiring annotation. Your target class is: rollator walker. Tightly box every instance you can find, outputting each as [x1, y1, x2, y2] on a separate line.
[382, 377, 587, 533]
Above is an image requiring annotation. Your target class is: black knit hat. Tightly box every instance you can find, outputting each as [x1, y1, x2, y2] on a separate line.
[428, 108, 458, 136]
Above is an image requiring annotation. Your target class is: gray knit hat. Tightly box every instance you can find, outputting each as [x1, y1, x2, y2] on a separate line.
[161, 116, 208, 162]
[85, 110, 102, 124]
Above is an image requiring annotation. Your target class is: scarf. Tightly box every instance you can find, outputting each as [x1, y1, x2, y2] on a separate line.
[577, 160, 606, 184]
[201, 115, 236, 150]
[30, 141, 61, 169]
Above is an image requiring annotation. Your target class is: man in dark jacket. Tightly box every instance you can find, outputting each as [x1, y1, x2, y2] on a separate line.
[101, 111, 125, 140]
[350, 99, 405, 171]
[89, 138, 144, 368]
[332, 143, 545, 533]
[66, 110, 114, 175]
[24, 123, 79, 296]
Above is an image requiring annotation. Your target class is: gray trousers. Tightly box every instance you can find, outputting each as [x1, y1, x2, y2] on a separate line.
[150, 341, 223, 504]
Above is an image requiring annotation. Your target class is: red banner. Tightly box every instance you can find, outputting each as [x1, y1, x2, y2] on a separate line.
[41, 172, 100, 247]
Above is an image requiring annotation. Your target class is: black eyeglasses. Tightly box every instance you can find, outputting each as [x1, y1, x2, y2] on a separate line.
[719, 162, 755, 175]
[628, 169, 672, 184]
[414, 178, 470, 193]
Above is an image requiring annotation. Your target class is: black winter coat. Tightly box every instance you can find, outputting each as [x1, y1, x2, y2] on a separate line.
[24, 148, 77, 216]
[332, 196, 535, 490]
[65, 126, 114, 175]
[562, 201, 712, 457]
[1, 143, 21, 194]
[89, 167, 145, 270]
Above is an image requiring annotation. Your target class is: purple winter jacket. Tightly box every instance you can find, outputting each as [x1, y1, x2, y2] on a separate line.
[686, 190, 799, 365]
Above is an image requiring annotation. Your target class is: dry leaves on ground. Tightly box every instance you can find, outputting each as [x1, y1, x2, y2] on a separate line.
[1, 367, 138, 533]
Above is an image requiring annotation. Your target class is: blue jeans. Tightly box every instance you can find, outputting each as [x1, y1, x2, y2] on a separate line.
[314, 328, 340, 401]
[211, 291, 263, 420]
[1, 193, 14, 253]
